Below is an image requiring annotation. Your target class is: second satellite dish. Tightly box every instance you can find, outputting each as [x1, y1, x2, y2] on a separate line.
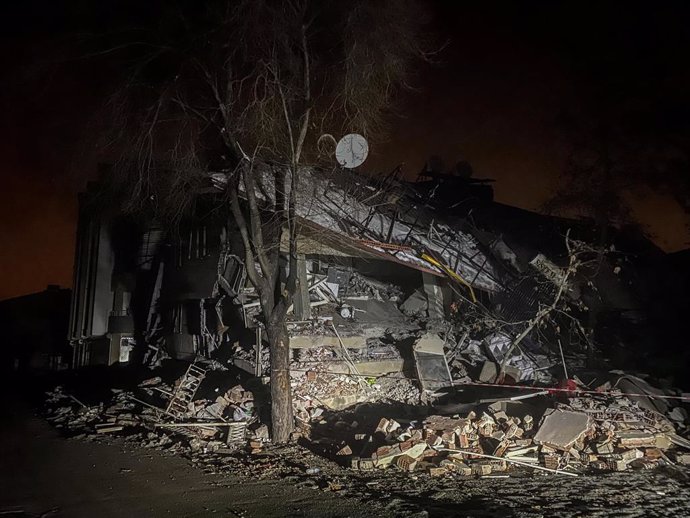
[335, 133, 369, 169]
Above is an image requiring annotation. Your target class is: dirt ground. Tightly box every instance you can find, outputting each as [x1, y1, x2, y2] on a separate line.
[2, 392, 690, 518]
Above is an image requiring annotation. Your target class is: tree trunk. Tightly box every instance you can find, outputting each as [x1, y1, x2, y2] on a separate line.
[266, 320, 293, 443]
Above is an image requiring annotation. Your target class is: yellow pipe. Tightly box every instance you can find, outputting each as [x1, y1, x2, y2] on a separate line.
[421, 253, 477, 303]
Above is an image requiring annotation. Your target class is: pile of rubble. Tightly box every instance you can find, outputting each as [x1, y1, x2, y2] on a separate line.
[339, 390, 690, 477]
[43, 364, 270, 455]
[290, 342, 421, 415]
[43, 363, 690, 485]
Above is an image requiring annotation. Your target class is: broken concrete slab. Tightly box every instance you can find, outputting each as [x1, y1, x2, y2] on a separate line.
[400, 289, 427, 315]
[478, 361, 522, 383]
[422, 271, 445, 319]
[414, 333, 452, 392]
[533, 409, 591, 451]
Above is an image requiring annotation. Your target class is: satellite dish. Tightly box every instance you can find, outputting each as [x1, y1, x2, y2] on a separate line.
[335, 133, 369, 169]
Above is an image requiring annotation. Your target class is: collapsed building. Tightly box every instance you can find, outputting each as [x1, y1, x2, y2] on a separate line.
[66, 165, 649, 381]
[60, 164, 690, 477]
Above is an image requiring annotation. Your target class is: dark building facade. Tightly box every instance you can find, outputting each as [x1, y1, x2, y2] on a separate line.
[0, 285, 71, 372]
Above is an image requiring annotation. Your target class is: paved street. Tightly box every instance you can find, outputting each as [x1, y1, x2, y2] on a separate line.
[0, 399, 382, 518]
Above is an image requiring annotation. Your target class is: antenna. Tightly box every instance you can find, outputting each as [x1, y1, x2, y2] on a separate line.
[335, 133, 369, 169]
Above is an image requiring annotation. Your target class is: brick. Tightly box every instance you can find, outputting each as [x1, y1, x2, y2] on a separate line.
[523, 414, 534, 432]
[491, 430, 506, 441]
[644, 448, 663, 460]
[493, 441, 509, 457]
[595, 441, 614, 455]
[428, 466, 448, 477]
[581, 452, 598, 463]
[616, 431, 656, 448]
[457, 432, 469, 448]
[492, 411, 509, 424]
[375, 418, 390, 434]
[425, 434, 442, 447]
[374, 445, 392, 458]
[608, 459, 628, 471]
[472, 463, 492, 476]
[542, 454, 561, 470]
[395, 454, 418, 471]
[410, 429, 424, 441]
[358, 458, 375, 470]
[441, 431, 455, 443]
[447, 457, 472, 476]
[336, 445, 352, 456]
[488, 460, 507, 471]
[504, 423, 518, 439]
[619, 449, 643, 462]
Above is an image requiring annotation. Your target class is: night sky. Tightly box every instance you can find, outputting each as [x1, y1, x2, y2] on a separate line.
[1, 1, 689, 301]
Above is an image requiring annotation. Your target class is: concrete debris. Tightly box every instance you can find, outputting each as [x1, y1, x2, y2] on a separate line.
[43, 378, 262, 454]
[400, 289, 427, 316]
[414, 333, 452, 392]
[533, 409, 592, 451]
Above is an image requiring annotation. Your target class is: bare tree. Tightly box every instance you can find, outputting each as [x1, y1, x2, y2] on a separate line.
[97, 0, 431, 442]
[495, 232, 598, 381]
